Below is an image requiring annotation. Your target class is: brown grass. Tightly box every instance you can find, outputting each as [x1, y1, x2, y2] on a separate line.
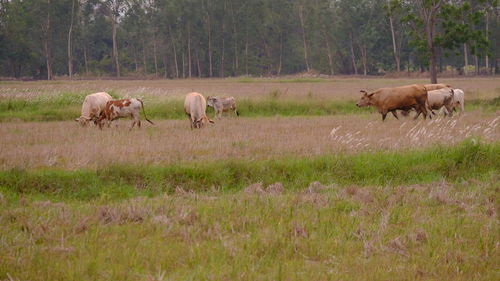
[0, 113, 498, 169]
[1, 77, 499, 101]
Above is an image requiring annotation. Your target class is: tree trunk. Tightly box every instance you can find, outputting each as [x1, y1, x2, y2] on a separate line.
[245, 29, 249, 75]
[463, 43, 468, 75]
[111, 16, 120, 77]
[83, 44, 89, 74]
[485, 11, 489, 74]
[359, 43, 367, 76]
[278, 32, 283, 75]
[474, 55, 479, 75]
[142, 41, 147, 74]
[196, 50, 202, 78]
[182, 51, 185, 78]
[134, 46, 139, 72]
[321, 25, 334, 75]
[388, 10, 400, 72]
[163, 56, 168, 78]
[169, 26, 179, 78]
[207, 13, 213, 77]
[67, 0, 75, 77]
[425, 17, 437, 83]
[153, 36, 158, 77]
[229, 0, 238, 75]
[44, 0, 52, 80]
[349, 32, 357, 75]
[187, 23, 192, 78]
[298, 5, 310, 72]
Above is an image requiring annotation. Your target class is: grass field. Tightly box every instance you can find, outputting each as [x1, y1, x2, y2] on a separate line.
[0, 77, 499, 280]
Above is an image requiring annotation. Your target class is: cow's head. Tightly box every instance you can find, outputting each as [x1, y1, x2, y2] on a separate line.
[193, 116, 215, 128]
[356, 90, 374, 107]
[75, 117, 90, 127]
[206, 96, 217, 107]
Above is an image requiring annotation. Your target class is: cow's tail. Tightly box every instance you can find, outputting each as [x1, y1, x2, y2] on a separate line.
[137, 98, 155, 125]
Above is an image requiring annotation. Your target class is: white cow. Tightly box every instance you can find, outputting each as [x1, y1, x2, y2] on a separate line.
[427, 88, 455, 117]
[184, 92, 214, 129]
[451, 89, 465, 114]
[75, 92, 113, 126]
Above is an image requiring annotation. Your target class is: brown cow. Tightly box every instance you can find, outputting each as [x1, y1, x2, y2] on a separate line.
[184, 92, 214, 129]
[356, 84, 429, 121]
[96, 98, 154, 129]
[424, 83, 451, 91]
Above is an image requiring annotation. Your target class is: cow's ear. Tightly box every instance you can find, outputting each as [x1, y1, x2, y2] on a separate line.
[368, 93, 375, 97]
[209, 119, 215, 124]
[74, 118, 79, 122]
[360, 90, 367, 94]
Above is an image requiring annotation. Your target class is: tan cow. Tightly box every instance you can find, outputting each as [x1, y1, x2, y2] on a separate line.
[184, 92, 214, 129]
[96, 98, 154, 130]
[424, 83, 451, 91]
[206, 96, 240, 119]
[75, 92, 112, 126]
[356, 84, 429, 121]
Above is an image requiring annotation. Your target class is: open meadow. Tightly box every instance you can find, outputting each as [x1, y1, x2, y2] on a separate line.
[0, 77, 499, 280]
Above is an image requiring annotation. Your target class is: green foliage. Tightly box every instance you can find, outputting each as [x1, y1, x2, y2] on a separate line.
[1, 141, 498, 201]
[0, 0, 497, 78]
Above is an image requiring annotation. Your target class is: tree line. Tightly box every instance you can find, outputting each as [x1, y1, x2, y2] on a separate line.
[0, 0, 498, 81]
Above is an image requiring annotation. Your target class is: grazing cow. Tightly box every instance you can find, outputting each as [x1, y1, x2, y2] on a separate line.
[206, 96, 240, 119]
[356, 84, 429, 121]
[424, 83, 451, 91]
[184, 92, 214, 129]
[451, 89, 465, 114]
[97, 98, 154, 129]
[75, 92, 112, 126]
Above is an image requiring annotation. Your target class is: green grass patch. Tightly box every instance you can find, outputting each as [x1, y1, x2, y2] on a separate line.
[1, 90, 498, 121]
[1, 140, 498, 202]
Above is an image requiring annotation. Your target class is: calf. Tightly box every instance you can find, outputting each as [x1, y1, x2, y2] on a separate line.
[97, 98, 154, 129]
[206, 96, 240, 119]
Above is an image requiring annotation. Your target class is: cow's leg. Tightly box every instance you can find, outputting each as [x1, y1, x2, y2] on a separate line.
[419, 104, 428, 120]
[413, 106, 422, 120]
[382, 113, 387, 121]
[445, 105, 453, 117]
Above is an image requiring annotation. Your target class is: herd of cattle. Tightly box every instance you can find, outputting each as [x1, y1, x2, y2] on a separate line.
[74, 82, 464, 129]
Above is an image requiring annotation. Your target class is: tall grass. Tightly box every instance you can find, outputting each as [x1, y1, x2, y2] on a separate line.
[1, 140, 497, 201]
[0, 91, 498, 121]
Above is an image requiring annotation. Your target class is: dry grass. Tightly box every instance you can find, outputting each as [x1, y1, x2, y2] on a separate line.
[1, 77, 499, 101]
[0, 113, 498, 170]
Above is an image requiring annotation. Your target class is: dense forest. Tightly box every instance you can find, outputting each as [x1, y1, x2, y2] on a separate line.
[0, 0, 498, 80]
